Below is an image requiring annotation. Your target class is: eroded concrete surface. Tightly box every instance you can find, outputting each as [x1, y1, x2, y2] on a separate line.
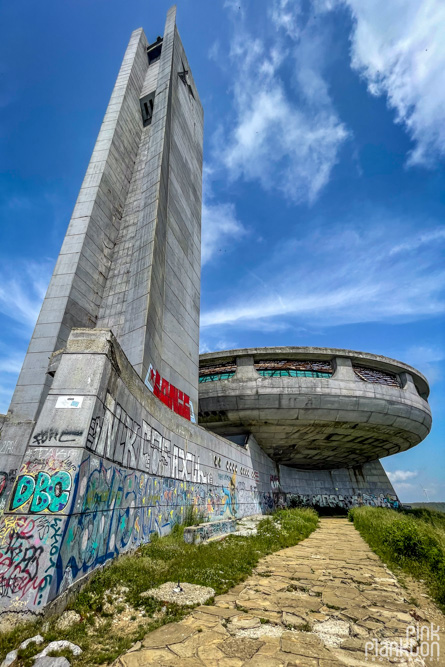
[113, 519, 444, 667]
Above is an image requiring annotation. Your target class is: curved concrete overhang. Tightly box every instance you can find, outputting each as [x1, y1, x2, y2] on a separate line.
[199, 346, 430, 398]
[198, 347, 432, 470]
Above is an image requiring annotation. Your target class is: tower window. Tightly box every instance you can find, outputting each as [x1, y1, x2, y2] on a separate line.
[147, 37, 163, 64]
[140, 93, 155, 127]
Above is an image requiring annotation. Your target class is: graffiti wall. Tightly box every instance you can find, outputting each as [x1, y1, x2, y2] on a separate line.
[0, 330, 399, 618]
[288, 493, 399, 510]
[0, 331, 272, 616]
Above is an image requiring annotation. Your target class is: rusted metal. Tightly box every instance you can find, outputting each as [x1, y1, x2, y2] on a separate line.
[254, 360, 333, 374]
[353, 365, 400, 387]
[199, 362, 237, 377]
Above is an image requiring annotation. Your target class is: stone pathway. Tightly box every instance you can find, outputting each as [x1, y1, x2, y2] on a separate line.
[113, 518, 441, 667]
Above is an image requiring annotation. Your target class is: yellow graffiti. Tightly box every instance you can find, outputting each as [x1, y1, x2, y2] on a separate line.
[0, 516, 25, 545]
[10, 597, 27, 609]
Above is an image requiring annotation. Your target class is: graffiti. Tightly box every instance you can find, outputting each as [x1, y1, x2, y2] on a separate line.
[261, 492, 274, 512]
[52, 456, 246, 596]
[21, 448, 77, 475]
[184, 518, 236, 544]
[288, 492, 399, 510]
[0, 470, 17, 513]
[0, 516, 63, 605]
[32, 429, 83, 445]
[226, 461, 237, 473]
[10, 472, 72, 513]
[144, 364, 196, 423]
[270, 475, 280, 491]
[238, 484, 261, 516]
[0, 442, 15, 455]
[221, 472, 238, 518]
[87, 393, 208, 484]
[273, 492, 286, 508]
[0, 470, 16, 498]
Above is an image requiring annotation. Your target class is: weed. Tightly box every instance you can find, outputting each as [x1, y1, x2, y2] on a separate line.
[236, 605, 250, 614]
[183, 505, 206, 527]
[298, 622, 312, 632]
[326, 603, 341, 610]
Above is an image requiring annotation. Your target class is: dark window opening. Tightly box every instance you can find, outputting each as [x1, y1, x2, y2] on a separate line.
[140, 93, 155, 127]
[199, 362, 236, 382]
[147, 37, 163, 64]
[254, 360, 333, 376]
[352, 365, 400, 387]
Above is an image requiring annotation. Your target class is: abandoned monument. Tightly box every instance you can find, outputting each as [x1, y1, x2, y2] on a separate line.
[0, 7, 432, 619]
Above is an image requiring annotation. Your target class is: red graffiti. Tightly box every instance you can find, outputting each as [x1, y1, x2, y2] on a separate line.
[145, 365, 195, 422]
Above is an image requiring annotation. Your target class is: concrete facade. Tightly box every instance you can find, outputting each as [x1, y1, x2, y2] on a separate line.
[0, 7, 431, 621]
[0, 330, 399, 620]
[198, 348, 431, 468]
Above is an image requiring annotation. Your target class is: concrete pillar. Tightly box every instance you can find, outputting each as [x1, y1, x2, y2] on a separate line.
[332, 356, 356, 380]
[235, 356, 258, 381]
[399, 372, 420, 396]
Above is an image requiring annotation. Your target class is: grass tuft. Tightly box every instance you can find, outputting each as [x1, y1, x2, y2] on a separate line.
[348, 506, 445, 611]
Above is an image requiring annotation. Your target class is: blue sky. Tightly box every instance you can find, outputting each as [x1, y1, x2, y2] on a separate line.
[0, 0, 443, 502]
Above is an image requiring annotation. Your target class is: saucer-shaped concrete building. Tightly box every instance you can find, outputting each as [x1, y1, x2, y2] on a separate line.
[198, 346, 431, 472]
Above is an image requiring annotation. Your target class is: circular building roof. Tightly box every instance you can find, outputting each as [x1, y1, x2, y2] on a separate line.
[198, 347, 431, 470]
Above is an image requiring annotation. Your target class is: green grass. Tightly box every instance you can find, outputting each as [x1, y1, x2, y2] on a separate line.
[348, 506, 445, 612]
[0, 508, 318, 666]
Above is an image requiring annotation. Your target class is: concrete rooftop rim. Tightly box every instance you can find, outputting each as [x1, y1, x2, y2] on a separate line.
[199, 346, 429, 393]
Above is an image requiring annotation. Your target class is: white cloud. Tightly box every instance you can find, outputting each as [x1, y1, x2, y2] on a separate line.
[200, 338, 237, 354]
[0, 259, 51, 329]
[201, 217, 445, 329]
[0, 354, 25, 374]
[389, 227, 445, 256]
[201, 166, 247, 266]
[399, 344, 445, 386]
[215, 0, 348, 204]
[270, 0, 302, 39]
[338, 0, 445, 166]
[0, 260, 52, 413]
[403, 345, 445, 367]
[201, 200, 246, 266]
[387, 470, 418, 483]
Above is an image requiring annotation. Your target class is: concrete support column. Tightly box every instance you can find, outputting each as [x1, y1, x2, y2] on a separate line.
[235, 355, 258, 381]
[332, 356, 356, 380]
[399, 372, 420, 396]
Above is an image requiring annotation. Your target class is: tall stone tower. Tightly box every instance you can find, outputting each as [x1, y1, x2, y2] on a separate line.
[2, 6, 203, 503]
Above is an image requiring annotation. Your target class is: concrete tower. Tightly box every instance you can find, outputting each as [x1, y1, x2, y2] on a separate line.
[1, 6, 203, 508]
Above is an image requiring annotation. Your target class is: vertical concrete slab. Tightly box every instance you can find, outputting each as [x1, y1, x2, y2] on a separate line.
[119, 7, 203, 409]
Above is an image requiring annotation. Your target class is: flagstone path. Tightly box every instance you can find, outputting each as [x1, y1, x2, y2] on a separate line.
[113, 518, 440, 667]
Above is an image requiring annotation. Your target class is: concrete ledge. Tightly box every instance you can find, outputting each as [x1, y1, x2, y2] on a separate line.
[183, 519, 237, 544]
